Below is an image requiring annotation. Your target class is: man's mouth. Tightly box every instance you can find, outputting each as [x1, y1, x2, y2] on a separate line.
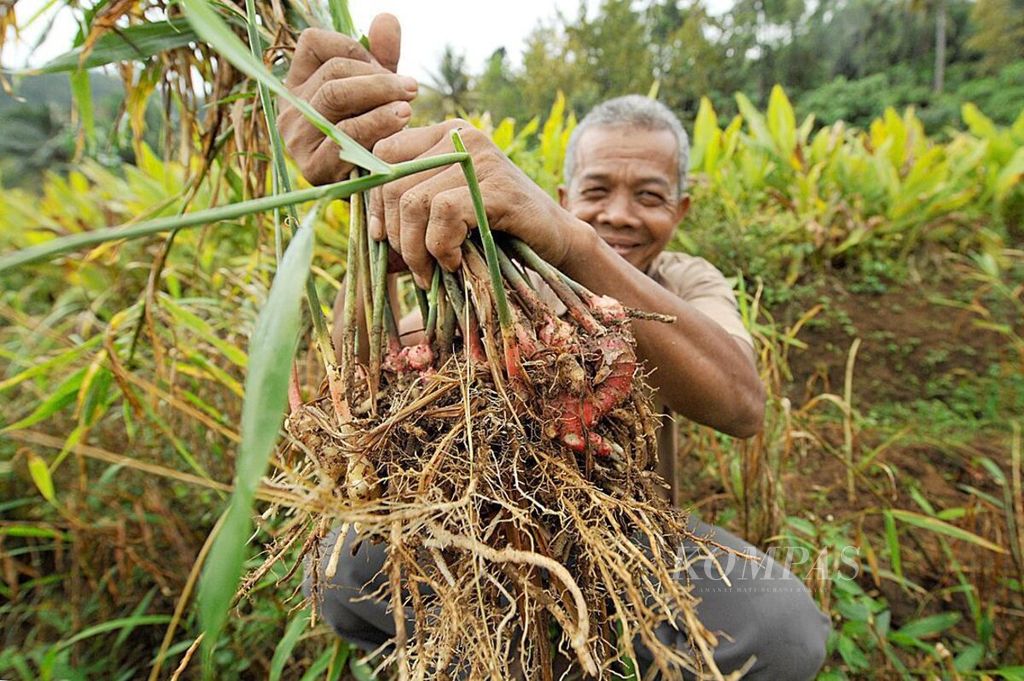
[601, 238, 643, 257]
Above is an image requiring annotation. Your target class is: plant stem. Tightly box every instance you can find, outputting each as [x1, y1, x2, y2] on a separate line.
[449, 130, 522, 383]
[414, 285, 430, 327]
[448, 131, 512, 332]
[495, 241, 542, 317]
[369, 238, 389, 396]
[342, 175, 363, 392]
[0, 153, 468, 274]
[425, 267, 440, 344]
[437, 288, 456, 358]
[508, 238, 602, 335]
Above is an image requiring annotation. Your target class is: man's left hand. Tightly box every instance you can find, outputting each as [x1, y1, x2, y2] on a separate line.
[368, 120, 590, 288]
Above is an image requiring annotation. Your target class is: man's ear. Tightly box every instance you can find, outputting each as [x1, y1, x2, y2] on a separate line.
[675, 194, 691, 222]
[557, 185, 569, 209]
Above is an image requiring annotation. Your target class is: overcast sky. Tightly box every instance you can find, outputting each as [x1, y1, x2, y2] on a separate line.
[5, 0, 603, 84]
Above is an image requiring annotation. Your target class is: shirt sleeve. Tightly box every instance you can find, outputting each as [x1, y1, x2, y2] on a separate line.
[649, 253, 754, 350]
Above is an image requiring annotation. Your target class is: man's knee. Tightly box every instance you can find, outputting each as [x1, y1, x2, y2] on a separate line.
[303, 526, 393, 650]
[683, 523, 831, 679]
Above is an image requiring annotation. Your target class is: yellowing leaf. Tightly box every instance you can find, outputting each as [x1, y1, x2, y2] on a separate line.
[995, 146, 1024, 201]
[767, 85, 796, 158]
[27, 452, 55, 502]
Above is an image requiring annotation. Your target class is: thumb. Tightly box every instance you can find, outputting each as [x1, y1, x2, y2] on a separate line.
[368, 13, 401, 73]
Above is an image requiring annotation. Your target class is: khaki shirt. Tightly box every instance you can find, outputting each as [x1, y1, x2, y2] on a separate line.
[530, 251, 753, 506]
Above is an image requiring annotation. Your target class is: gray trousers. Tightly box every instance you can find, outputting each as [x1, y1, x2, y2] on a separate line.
[306, 519, 830, 680]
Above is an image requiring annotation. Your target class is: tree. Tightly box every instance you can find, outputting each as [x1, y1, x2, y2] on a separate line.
[475, 48, 526, 122]
[427, 45, 473, 117]
[967, 0, 1024, 74]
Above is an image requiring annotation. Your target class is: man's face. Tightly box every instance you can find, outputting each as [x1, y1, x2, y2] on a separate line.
[560, 125, 689, 272]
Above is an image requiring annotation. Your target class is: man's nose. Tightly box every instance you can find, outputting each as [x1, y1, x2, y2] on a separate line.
[597, 191, 640, 229]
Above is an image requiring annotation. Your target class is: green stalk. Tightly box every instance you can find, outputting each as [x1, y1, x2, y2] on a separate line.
[437, 289, 456, 358]
[327, 0, 357, 36]
[448, 131, 512, 333]
[0, 153, 468, 274]
[369, 238, 389, 394]
[494, 241, 542, 317]
[449, 130, 523, 384]
[341, 178, 364, 389]
[441, 270, 466, 324]
[425, 267, 441, 344]
[414, 286, 430, 327]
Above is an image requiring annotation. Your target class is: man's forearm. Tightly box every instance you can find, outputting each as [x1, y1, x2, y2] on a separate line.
[559, 219, 765, 438]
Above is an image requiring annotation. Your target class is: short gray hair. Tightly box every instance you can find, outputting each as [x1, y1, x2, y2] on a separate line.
[564, 95, 690, 195]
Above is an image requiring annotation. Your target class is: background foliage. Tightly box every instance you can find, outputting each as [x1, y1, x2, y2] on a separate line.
[1, 0, 1023, 679]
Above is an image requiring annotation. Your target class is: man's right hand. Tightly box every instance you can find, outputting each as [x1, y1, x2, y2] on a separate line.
[278, 15, 418, 186]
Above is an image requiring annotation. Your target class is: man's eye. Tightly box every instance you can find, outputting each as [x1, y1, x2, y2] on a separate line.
[638, 191, 666, 205]
[581, 187, 607, 198]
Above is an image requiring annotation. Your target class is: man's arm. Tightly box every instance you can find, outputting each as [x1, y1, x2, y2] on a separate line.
[559, 224, 764, 438]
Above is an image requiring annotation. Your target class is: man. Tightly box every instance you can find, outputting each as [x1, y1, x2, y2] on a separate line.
[279, 16, 830, 679]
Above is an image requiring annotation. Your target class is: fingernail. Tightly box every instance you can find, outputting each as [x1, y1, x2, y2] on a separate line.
[399, 76, 418, 94]
[413, 273, 427, 290]
[369, 215, 383, 240]
[392, 101, 412, 118]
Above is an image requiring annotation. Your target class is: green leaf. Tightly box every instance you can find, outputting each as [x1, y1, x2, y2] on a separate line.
[954, 642, 985, 672]
[893, 612, 960, 640]
[163, 297, 248, 368]
[836, 633, 870, 670]
[0, 336, 103, 393]
[1, 367, 86, 433]
[0, 155, 463, 274]
[691, 96, 719, 171]
[300, 644, 350, 681]
[0, 525, 67, 539]
[327, 0, 357, 36]
[766, 84, 796, 158]
[269, 609, 310, 681]
[55, 615, 172, 650]
[198, 207, 318, 665]
[27, 452, 56, 502]
[70, 70, 95, 152]
[349, 655, 376, 681]
[34, 20, 199, 73]
[735, 92, 772, 151]
[883, 510, 902, 579]
[995, 146, 1024, 201]
[179, 0, 389, 174]
[888, 509, 1007, 553]
[962, 103, 998, 141]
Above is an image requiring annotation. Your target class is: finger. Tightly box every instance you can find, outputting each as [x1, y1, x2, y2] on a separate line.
[395, 166, 466, 286]
[287, 28, 374, 88]
[309, 73, 418, 123]
[380, 156, 462, 255]
[425, 187, 475, 277]
[293, 57, 380, 97]
[372, 119, 469, 164]
[368, 13, 401, 73]
[398, 187, 433, 287]
[303, 102, 413, 185]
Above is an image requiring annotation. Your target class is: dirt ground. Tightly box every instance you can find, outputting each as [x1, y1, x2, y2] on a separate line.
[678, 272, 1024, 670]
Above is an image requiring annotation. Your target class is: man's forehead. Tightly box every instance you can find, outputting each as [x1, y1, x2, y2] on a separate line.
[577, 169, 672, 189]
[571, 125, 679, 186]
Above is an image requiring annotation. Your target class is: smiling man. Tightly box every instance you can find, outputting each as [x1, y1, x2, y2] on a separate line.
[280, 18, 830, 679]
